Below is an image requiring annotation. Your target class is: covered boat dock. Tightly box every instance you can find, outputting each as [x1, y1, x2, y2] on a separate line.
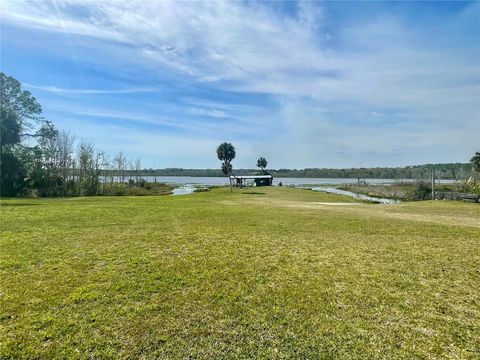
[229, 175, 273, 187]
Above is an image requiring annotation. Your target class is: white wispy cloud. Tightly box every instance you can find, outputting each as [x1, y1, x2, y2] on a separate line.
[1, 1, 336, 84]
[25, 84, 157, 95]
[4, 0, 477, 108]
[48, 104, 262, 137]
[187, 107, 226, 118]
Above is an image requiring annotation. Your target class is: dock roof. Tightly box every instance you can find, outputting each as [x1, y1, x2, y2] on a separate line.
[229, 175, 273, 179]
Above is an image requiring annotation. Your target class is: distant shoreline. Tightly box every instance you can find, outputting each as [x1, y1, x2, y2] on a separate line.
[110, 162, 471, 180]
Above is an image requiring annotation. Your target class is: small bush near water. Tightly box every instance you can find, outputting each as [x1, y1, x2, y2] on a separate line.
[100, 182, 173, 196]
[411, 181, 432, 200]
[466, 178, 480, 195]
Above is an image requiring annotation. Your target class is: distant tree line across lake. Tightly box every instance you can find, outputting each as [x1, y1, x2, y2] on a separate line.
[136, 163, 471, 180]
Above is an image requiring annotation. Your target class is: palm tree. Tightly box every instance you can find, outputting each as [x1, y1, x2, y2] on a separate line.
[256, 157, 268, 174]
[217, 142, 236, 190]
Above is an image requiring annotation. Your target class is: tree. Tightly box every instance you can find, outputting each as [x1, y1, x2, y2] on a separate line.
[217, 142, 236, 190]
[0, 73, 151, 198]
[0, 73, 48, 197]
[221, 161, 232, 175]
[56, 131, 75, 185]
[256, 157, 268, 174]
[471, 151, 480, 178]
[30, 122, 61, 196]
[23, 127, 78, 196]
[134, 158, 142, 183]
[113, 152, 127, 182]
[0, 149, 26, 196]
[77, 143, 104, 196]
[217, 142, 236, 173]
[0, 107, 21, 148]
[94, 150, 107, 193]
[129, 159, 135, 182]
[1, 107, 26, 196]
[0, 72, 43, 135]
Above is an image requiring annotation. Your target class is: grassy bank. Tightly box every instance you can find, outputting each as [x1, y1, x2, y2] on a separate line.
[1, 187, 479, 358]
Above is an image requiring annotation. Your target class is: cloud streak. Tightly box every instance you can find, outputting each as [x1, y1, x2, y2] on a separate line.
[25, 84, 157, 95]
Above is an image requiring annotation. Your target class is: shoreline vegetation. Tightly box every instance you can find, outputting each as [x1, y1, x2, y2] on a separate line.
[2, 181, 475, 201]
[99, 181, 174, 196]
[337, 182, 469, 201]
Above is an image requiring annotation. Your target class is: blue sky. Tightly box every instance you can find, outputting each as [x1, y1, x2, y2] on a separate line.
[1, 0, 479, 169]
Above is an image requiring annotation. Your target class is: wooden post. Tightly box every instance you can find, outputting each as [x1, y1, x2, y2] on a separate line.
[431, 167, 435, 200]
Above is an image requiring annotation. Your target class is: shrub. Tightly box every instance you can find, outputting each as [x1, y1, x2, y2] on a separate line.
[466, 177, 480, 195]
[104, 183, 127, 196]
[410, 181, 432, 200]
[100, 182, 173, 196]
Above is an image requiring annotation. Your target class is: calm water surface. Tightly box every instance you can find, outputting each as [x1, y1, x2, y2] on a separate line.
[137, 176, 455, 186]
[171, 185, 196, 195]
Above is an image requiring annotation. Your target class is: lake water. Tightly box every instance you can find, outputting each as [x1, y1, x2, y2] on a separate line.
[171, 184, 197, 195]
[311, 187, 400, 204]
[170, 182, 401, 203]
[136, 176, 456, 186]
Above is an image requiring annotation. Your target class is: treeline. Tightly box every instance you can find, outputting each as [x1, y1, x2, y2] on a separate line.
[139, 163, 471, 180]
[0, 73, 165, 197]
[272, 164, 471, 180]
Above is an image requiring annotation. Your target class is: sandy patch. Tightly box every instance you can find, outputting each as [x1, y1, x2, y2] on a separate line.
[282, 202, 362, 209]
[311, 202, 362, 206]
[220, 198, 479, 229]
[369, 210, 480, 229]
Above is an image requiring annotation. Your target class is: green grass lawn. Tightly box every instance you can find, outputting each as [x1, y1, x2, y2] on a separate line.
[1, 187, 479, 359]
